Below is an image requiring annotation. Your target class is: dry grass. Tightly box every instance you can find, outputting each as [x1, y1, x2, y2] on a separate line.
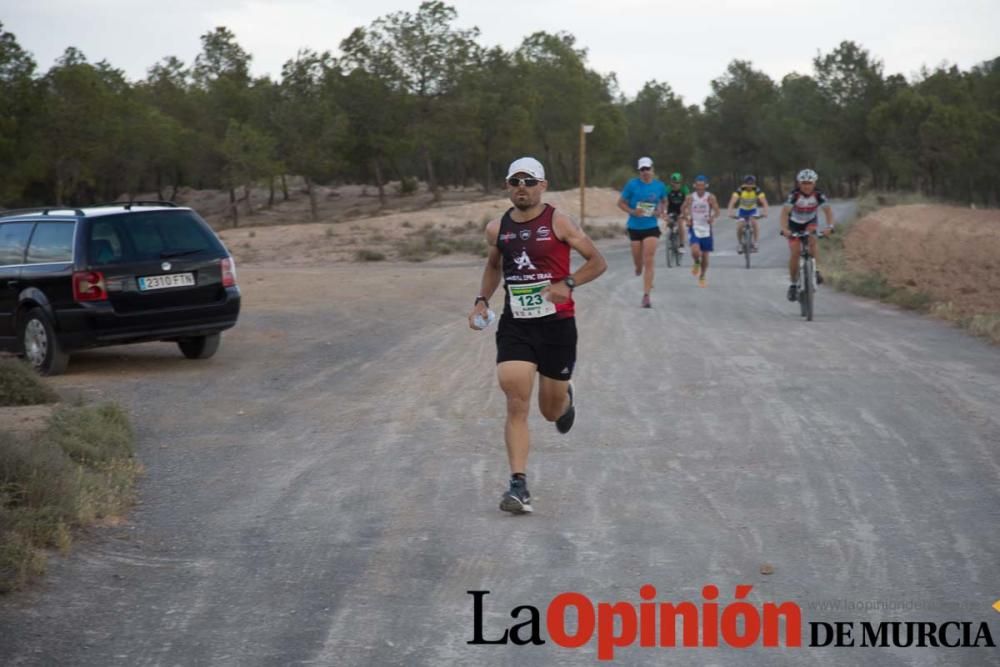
[0, 366, 137, 593]
[393, 227, 488, 262]
[355, 249, 386, 262]
[0, 359, 59, 407]
[583, 222, 626, 240]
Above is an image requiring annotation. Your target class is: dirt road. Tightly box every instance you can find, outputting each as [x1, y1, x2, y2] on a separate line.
[2, 202, 999, 666]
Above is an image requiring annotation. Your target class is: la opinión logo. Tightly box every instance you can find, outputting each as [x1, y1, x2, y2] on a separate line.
[467, 586, 997, 661]
[468, 585, 800, 660]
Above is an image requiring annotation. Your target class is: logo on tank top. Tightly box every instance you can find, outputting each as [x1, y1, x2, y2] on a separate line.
[537, 226, 551, 240]
[500, 232, 517, 242]
[514, 250, 537, 271]
[519, 229, 531, 241]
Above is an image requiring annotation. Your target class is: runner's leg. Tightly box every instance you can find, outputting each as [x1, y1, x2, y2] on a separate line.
[498, 361, 536, 474]
[642, 236, 657, 294]
[631, 239, 642, 276]
[538, 376, 570, 422]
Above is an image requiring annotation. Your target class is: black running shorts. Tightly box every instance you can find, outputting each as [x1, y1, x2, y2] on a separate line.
[496, 316, 577, 380]
[627, 227, 661, 242]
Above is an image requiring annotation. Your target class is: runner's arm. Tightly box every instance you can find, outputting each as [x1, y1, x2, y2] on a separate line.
[617, 197, 638, 217]
[681, 195, 692, 221]
[544, 212, 607, 304]
[469, 221, 502, 327]
[709, 194, 721, 221]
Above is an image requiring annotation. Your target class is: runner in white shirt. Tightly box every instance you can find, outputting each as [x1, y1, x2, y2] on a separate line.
[681, 174, 721, 288]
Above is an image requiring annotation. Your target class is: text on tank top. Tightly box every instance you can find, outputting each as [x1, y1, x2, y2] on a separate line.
[691, 192, 712, 237]
[496, 204, 575, 319]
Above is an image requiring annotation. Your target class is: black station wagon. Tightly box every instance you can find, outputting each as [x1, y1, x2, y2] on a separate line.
[0, 202, 241, 375]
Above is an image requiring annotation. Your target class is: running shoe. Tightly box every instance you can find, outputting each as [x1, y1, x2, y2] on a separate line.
[699, 278, 707, 288]
[500, 477, 533, 514]
[787, 284, 798, 302]
[555, 381, 575, 434]
[641, 293, 651, 308]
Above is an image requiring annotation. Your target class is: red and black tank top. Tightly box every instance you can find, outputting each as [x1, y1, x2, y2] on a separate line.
[496, 204, 575, 320]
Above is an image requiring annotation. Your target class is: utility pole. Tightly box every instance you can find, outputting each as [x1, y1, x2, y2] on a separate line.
[580, 124, 594, 224]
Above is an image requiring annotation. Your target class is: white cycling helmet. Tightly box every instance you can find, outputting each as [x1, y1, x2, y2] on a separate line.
[796, 169, 818, 183]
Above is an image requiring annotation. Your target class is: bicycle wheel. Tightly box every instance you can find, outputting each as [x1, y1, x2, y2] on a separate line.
[674, 234, 682, 266]
[744, 227, 752, 269]
[665, 231, 673, 267]
[803, 258, 814, 321]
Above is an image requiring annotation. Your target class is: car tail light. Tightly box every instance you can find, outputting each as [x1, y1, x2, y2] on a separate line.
[221, 257, 237, 287]
[73, 271, 108, 302]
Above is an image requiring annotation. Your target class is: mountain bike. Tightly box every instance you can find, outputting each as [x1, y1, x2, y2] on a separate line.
[733, 213, 763, 269]
[785, 230, 823, 321]
[664, 212, 682, 267]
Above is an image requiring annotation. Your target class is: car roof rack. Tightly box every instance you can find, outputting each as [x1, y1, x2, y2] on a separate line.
[89, 200, 180, 210]
[0, 206, 86, 218]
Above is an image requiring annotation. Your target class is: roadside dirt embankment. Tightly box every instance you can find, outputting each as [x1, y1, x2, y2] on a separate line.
[844, 204, 1000, 317]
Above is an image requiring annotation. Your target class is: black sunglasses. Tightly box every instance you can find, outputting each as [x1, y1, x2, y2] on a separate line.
[508, 176, 541, 187]
[639, 167, 652, 172]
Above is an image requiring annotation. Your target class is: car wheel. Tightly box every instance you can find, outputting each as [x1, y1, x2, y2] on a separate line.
[20, 307, 70, 376]
[178, 333, 221, 360]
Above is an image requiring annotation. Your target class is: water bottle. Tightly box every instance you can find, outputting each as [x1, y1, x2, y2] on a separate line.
[473, 309, 496, 330]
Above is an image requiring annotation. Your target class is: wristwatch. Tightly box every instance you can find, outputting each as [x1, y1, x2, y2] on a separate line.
[474, 295, 489, 307]
[563, 276, 576, 291]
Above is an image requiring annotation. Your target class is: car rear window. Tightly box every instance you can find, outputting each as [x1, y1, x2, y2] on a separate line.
[0, 222, 35, 266]
[87, 211, 224, 265]
[26, 222, 75, 264]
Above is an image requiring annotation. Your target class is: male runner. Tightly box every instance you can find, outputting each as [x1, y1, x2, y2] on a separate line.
[780, 168, 835, 302]
[665, 172, 689, 253]
[618, 156, 667, 308]
[469, 157, 607, 514]
[681, 174, 720, 288]
[727, 174, 769, 253]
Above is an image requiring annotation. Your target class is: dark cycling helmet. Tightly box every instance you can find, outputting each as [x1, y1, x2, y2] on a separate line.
[743, 174, 756, 185]
[669, 172, 683, 183]
[695, 174, 708, 183]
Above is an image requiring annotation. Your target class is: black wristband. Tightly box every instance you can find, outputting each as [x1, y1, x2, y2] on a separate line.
[474, 296, 489, 307]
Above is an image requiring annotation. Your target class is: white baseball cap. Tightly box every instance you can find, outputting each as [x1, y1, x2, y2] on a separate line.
[506, 157, 546, 180]
[637, 156, 653, 170]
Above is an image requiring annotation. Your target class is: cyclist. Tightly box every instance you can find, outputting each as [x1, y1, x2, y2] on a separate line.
[664, 172, 689, 254]
[618, 156, 668, 308]
[727, 174, 769, 253]
[681, 174, 720, 288]
[780, 169, 835, 302]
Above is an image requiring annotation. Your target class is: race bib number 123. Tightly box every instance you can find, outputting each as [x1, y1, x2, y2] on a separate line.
[508, 281, 557, 319]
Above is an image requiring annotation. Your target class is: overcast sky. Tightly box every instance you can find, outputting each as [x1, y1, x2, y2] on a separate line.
[3, 0, 998, 105]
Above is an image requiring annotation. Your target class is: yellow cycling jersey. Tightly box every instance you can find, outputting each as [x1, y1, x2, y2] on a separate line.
[734, 187, 764, 211]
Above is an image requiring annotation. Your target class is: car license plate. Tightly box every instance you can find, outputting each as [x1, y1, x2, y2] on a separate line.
[138, 272, 196, 291]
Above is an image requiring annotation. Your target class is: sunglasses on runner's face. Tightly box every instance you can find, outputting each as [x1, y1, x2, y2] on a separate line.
[639, 167, 652, 172]
[508, 176, 541, 187]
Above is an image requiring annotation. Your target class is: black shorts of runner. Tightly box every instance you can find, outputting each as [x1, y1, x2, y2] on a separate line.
[627, 227, 661, 242]
[496, 316, 577, 380]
